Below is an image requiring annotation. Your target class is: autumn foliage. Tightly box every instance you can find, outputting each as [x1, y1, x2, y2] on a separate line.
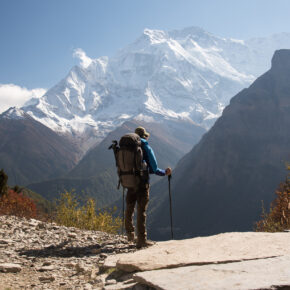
[0, 169, 38, 219]
[255, 167, 290, 232]
[0, 189, 37, 218]
[54, 191, 122, 234]
[0, 169, 121, 234]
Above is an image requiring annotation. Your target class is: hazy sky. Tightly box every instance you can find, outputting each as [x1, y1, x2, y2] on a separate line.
[1, 0, 290, 111]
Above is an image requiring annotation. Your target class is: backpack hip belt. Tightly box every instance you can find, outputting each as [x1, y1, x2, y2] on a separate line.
[119, 169, 147, 176]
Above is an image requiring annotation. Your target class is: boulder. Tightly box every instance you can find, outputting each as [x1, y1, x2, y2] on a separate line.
[112, 232, 290, 272]
[0, 263, 22, 273]
[134, 255, 290, 290]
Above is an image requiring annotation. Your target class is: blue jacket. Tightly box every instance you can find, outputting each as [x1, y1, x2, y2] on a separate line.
[141, 138, 166, 177]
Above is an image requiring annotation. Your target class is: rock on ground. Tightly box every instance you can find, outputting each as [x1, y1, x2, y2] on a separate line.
[106, 231, 290, 289]
[106, 232, 290, 272]
[1, 215, 290, 290]
[134, 255, 290, 290]
[0, 263, 22, 273]
[0, 215, 141, 289]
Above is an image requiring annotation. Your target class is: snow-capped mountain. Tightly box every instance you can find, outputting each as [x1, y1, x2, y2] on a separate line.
[22, 27, 290, 149]
[1, 107, 31, 120]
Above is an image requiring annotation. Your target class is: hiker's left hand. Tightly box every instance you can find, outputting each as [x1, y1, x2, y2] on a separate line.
[165, 167, 172, 176]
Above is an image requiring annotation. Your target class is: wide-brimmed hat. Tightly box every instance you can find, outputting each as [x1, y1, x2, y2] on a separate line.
[135, 126, 150, 138]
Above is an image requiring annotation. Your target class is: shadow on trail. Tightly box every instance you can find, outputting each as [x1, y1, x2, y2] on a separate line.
[17, 240, 135, 258]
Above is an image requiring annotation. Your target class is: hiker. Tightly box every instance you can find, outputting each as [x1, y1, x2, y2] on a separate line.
[125, 126, 172, 248]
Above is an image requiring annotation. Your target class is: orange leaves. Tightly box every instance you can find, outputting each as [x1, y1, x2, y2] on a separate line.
[0, 189, 37, 219]
[271, 180, 290, 226]
[255, 177, 290, 232]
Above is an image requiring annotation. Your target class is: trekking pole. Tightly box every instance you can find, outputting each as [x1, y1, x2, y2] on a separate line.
[168, 174, 174, 239]
[122, 187, 125, 236]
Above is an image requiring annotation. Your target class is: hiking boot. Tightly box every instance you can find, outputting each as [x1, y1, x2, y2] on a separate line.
[136, 239, 155, 249]
[127, 232, 135, 242]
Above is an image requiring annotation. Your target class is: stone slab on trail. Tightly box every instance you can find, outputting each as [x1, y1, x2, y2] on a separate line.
[105, 232, 290, 272]
[133, 255, 290, 290]
[0, 263, 22, 273]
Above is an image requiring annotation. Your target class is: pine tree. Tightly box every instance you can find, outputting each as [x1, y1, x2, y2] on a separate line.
[0, 169, 8, 196]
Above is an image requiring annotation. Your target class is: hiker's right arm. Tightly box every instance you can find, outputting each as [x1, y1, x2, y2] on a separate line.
[142, 141, 166, 176]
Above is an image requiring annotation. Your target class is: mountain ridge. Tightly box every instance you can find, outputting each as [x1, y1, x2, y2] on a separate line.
[148, 49, 290, 240]
[0, 107, 81, 186]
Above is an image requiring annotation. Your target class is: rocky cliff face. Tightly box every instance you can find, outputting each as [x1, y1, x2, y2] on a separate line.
[149, 49, 290, 240]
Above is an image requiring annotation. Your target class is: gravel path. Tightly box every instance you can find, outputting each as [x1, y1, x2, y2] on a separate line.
[0, 215, 147, 290]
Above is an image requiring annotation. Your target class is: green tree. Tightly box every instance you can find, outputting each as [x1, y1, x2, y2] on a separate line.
[13, 185, 22, 194]
[0, 169, 8, 196]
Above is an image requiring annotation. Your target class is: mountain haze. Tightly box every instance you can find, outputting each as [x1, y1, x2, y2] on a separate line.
[149, 49, 290, 240]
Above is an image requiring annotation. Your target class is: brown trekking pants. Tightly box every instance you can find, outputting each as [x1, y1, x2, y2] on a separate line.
[125, 183, 150, 241]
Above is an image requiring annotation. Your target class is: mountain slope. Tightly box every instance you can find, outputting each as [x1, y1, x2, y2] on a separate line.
[148, 49, 290, 240]
[28, 119, 205, 207]
[0, 107, 81, 186]
[70, 119, 204, 178]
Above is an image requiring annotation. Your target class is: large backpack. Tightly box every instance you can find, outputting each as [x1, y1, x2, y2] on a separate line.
[110, 133, 147, 189]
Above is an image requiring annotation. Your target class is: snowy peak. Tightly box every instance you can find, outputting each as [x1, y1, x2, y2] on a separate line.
[1, 107, 30, 120]
[143, 28, 168, 45]
[21, 27, 290, 150]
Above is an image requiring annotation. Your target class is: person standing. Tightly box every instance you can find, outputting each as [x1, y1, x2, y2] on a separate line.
[125, 126, 171, 248]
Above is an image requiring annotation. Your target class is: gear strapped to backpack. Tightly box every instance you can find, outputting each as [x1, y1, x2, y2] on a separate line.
[109, 133, 148, 189]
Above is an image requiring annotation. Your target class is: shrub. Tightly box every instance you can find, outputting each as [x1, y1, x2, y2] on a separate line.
[255, 167, 290, 232]
[0, 169, 39, 219]
[0, 189, 37, 219]
[54, 191, 122, 234]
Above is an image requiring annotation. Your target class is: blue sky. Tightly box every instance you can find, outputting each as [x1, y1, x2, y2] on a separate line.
[1, 0, 290, 111]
